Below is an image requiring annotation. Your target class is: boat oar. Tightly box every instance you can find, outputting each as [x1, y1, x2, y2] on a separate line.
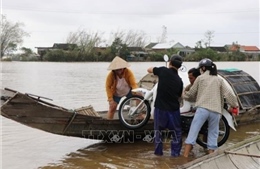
[225, 151, 260, 158]
[26, 93, 53, 101]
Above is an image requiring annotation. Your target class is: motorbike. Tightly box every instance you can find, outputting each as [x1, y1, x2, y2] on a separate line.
[118, 55, 238, 148]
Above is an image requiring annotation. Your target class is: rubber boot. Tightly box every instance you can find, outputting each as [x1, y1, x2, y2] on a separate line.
[183, 144, 193, 157]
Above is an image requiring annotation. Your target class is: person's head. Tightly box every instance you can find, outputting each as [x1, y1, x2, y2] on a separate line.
[197, 58, 217, 75]
[188, 68, 200, 84]
[107, 56, 130, 75]
[169, 54, 183, 69]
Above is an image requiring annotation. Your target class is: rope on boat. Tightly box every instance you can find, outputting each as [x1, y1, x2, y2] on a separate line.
[63, 111, 77, 134]
[225, 151, 260, 158]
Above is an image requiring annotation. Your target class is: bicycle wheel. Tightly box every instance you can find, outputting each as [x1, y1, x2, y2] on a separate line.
[196, 115, 230, 148]
[118, 95, 151, 130]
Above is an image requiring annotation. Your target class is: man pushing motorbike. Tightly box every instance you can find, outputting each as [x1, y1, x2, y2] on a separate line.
[147, 54, 183, 157]
[182, 58, 239, 157]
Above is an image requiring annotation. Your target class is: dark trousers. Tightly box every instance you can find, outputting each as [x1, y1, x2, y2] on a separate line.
[154, 108, 182, 157]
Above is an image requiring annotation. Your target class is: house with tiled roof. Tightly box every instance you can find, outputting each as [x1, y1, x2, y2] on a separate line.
[240, 46, 260, 53]
[229, 45, 259, 52]
[229, 45, 260, 60]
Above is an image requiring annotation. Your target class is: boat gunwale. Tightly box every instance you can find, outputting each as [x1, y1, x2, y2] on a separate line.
[176, 135, 260, 169]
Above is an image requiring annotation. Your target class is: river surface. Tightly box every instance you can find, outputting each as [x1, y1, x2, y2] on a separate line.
[0, 61, 259, 169]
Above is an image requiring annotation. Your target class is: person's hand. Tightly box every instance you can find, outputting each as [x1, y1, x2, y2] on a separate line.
[109, 100, 117, 108]
[228, 106, 239, 115]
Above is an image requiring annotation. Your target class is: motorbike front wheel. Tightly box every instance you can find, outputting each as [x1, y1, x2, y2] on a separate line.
[196, 115, 230, 148]
[118, 95, 151, 130]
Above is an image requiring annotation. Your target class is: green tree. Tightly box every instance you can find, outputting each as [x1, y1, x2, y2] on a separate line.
[185, 48, 219, 61]
[18, 47, 34, 61]
[110, 37, 123, 55]
[110, 37, 130, 59]
[20, 47, 33, 56]
[0, 15, 29, 57]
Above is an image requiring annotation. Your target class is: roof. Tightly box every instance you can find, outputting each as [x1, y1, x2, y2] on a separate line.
[240, 46, 260, 51]
[128, 47, 144, 51]
[229, 45, 240, 51]
[229, 45, 260, 51]
[53, 43, 77, 50]
[35, 47, 53, 49]
[145, 42, 158, 49]
[209, 46, 227, 52]
[152, 42, 184, 49]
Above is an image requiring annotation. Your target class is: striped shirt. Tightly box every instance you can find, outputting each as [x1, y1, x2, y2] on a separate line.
[183, 71, 238, 114]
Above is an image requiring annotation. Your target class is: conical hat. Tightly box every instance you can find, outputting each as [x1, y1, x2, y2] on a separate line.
[107, 56, 130, 70]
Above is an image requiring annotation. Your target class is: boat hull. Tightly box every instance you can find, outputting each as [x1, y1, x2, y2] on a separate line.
[1, 91, 154, 141]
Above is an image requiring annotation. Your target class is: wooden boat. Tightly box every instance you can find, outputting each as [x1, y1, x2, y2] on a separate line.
[0, 88, 155, 141]
[0, 73, 178, 142]
[177, 135, 260, 169]
[1, 69, 260, 142]
[0, 73, 159, 142]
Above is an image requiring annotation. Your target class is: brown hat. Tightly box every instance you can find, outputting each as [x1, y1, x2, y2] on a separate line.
[107, 56, 130, 70]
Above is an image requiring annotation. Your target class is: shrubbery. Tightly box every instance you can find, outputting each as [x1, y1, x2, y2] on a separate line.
[4, 47, 259, 62]
[41, 48, 260, 62]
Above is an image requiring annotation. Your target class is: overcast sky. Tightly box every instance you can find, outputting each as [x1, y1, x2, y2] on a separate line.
[2, 0, 259, 52]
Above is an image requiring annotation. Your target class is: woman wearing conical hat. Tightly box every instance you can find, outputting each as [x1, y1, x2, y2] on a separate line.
[106, 56, 138, 119]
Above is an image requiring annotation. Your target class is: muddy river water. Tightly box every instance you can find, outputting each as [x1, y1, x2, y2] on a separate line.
[1, 61, 259, 169]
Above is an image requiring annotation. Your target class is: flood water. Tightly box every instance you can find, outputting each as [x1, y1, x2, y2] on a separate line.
[0, 61, 259, 169]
